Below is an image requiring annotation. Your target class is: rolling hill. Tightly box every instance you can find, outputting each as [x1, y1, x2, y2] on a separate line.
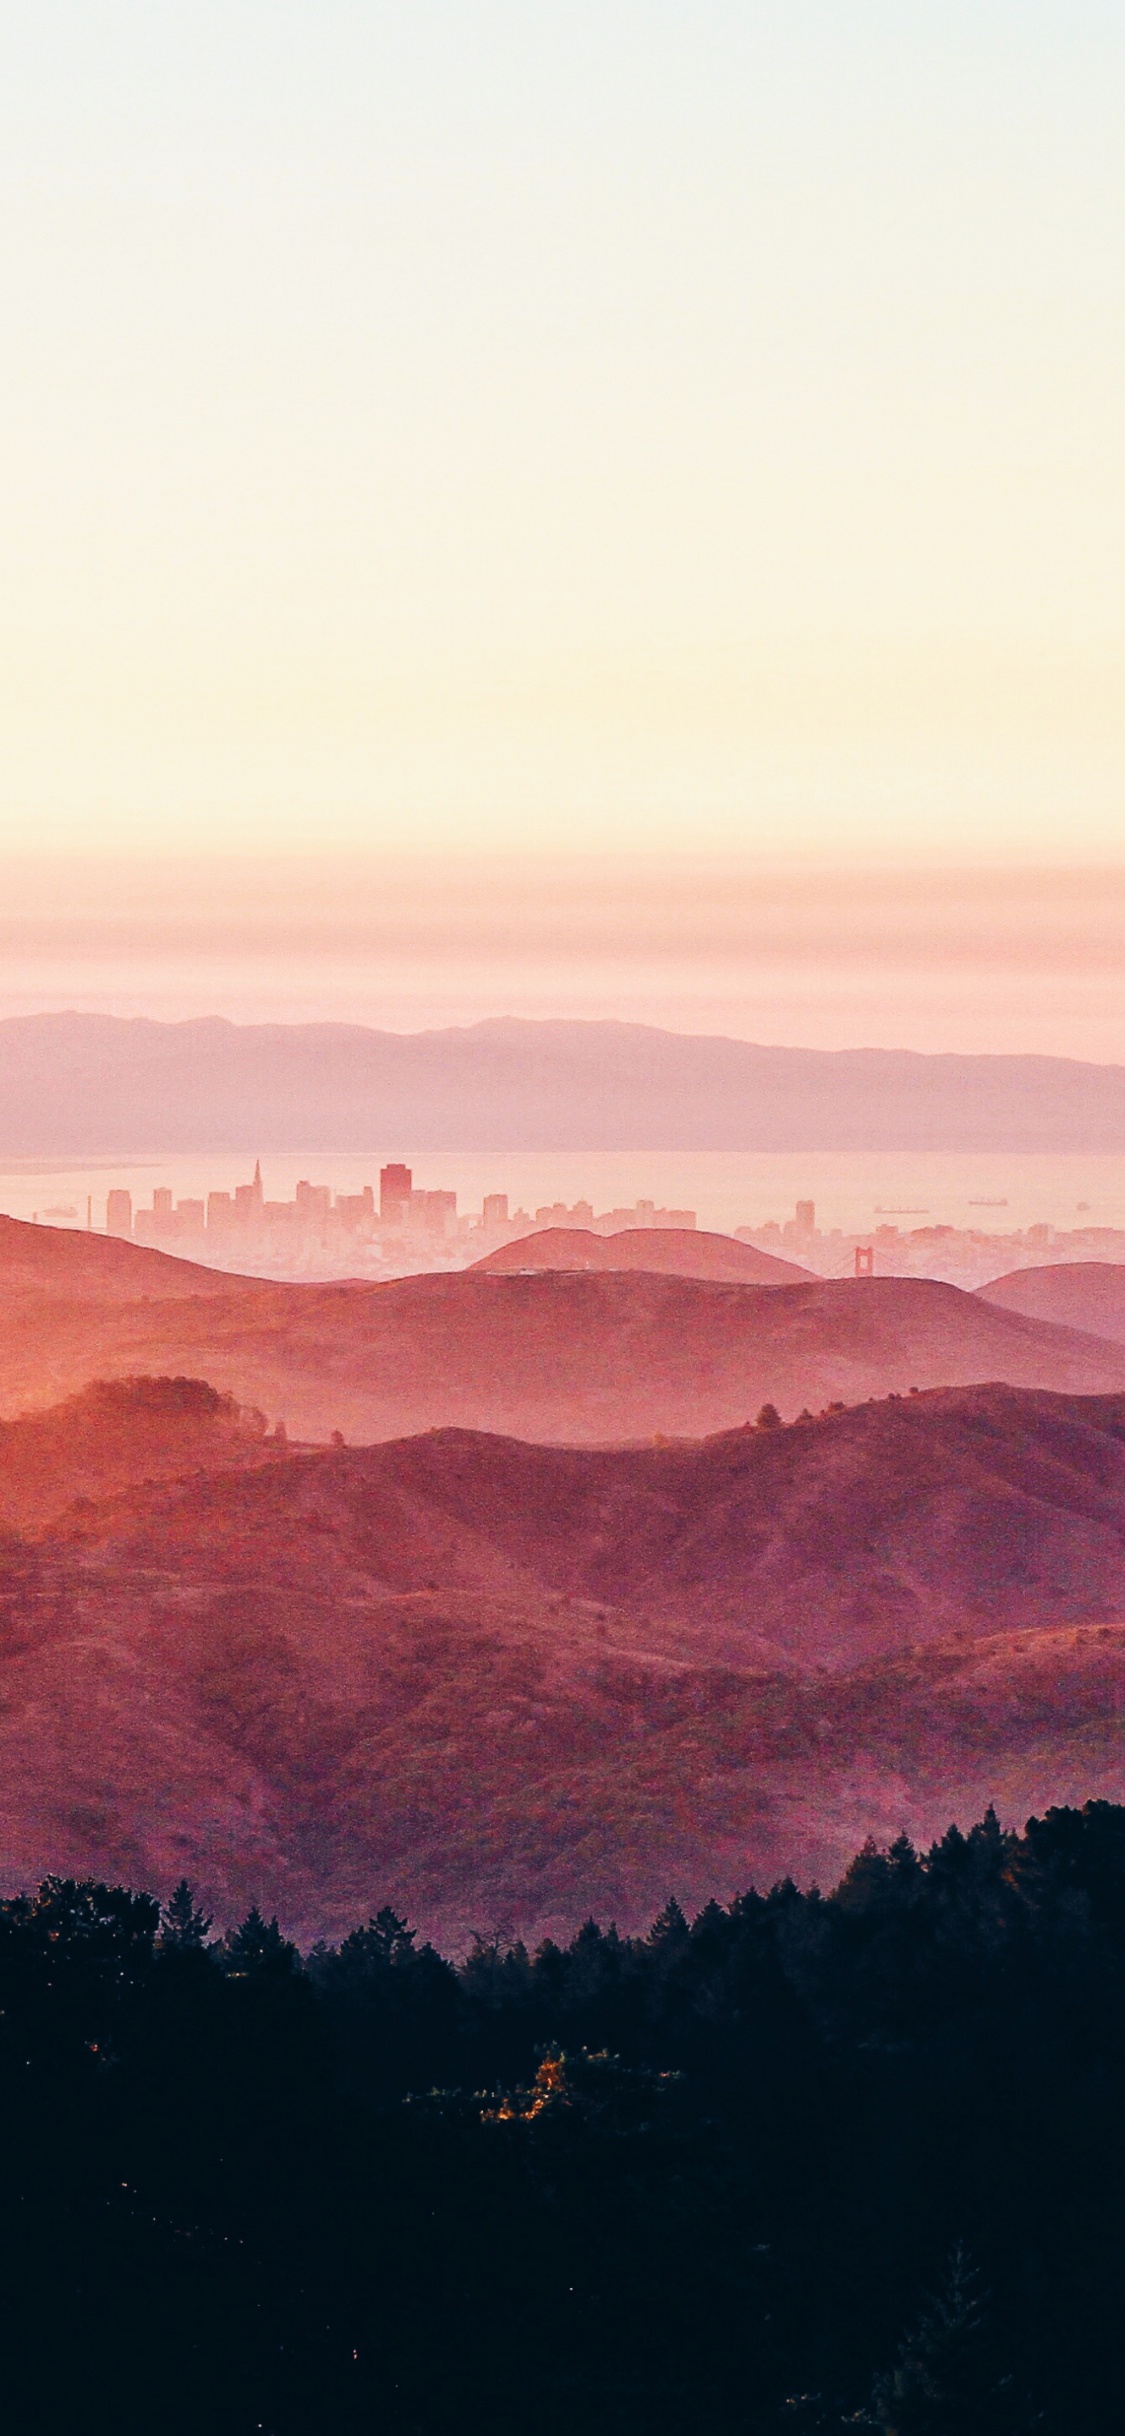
[4, 1379, 1125, 1942]
[5, 1216, 1125, 1439]
[980, 1260, 1125, 1346]
[471, 1224, 814, 1284]
[0, 1211, 253, 1300]
[56, 1381, 1125, 1669]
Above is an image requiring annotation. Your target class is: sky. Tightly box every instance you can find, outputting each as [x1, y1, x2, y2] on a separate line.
[1, 3, 1123, 1050]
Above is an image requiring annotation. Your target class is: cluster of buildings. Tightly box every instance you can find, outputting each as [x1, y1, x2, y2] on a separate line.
[738, 1203, 1125, 1289]
[105, 1165, 697, 1279]
[98, 1173, 1123, 1290]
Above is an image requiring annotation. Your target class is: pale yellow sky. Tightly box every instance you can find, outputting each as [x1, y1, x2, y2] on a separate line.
[1, 2, 1123, 878]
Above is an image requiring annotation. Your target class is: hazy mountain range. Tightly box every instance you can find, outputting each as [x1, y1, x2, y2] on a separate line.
[7, 1010, 1125, 1149]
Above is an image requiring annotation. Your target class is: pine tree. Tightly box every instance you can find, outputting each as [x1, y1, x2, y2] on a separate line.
[223, 1906, 300, 1977]
[159, 1878, 213, 1949]
[867, 2244, 1032, 2435]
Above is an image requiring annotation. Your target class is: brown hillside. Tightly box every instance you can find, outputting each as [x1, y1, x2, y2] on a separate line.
[2, 1385, 1125, 1941]
[471, 1225, 815, 1284]
[980, 1261, 1125, 1346]
[63, 1383, 1125, 1670]
[6, 1255, 1125, 1440]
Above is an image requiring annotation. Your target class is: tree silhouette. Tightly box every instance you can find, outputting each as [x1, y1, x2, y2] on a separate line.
[223, 1906, 300, 1977]
[160, 1878, 213, 1949]
[867, 2245, 1030, 2436]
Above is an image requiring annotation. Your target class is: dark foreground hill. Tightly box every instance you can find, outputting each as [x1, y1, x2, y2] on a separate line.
[4, 1803, 1125, 2436]
[980, 1258, 1125, 1344]
[5, 1214, 1125, 1437]
[6, 1380, 1125, 1942]
[471, 1224, 814, 1283]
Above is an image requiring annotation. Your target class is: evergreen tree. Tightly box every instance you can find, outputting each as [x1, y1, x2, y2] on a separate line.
[222, 1906, 300, 1977]
[867, 2245, 1031, 2436]
[159, 1878, 213, 1949]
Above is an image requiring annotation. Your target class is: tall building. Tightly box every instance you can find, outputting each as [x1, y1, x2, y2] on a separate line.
[380, 1163, 412, 1225]
[335, 1187, 375, 1229]
[410, 1188, 457, 1236]
[106, 1189, 132, 1239]
[235, 1162, 265, 1223]
[796, 1201, 815, 1232]
[482, 1192, 509, 1228]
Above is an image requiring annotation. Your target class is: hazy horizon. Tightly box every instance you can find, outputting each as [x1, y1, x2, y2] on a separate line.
[5, 853, 1125, 1058]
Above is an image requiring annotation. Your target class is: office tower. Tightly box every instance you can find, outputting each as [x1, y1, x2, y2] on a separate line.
[335, 1187, 375, 1230]
[409, 1187, 457, 1236]
[106, 1189, 132, 1238]
[482, 1192, 509, 1228]
[796, 1201, 815, 1231]
[153, 1187, 173, 1218]
[380, 1163, 412, 1225]
[233, 1161, 264, 1217]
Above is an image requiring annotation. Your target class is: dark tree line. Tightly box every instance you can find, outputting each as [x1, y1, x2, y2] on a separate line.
[2, 1802, 1124, 2431]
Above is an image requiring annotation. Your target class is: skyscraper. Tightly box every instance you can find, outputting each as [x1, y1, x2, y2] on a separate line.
[380, 1163, 412, 1226]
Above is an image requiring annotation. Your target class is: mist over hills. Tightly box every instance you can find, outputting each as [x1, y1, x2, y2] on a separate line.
[6, 1010, 1125, 1149]
[5, 1217, 1125, 1437]
[3, 1379, 1125, 1939]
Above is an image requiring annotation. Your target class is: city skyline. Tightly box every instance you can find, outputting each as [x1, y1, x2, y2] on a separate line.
[99, 1158, 700, 1279]
[32, 1156, 1125, 1293]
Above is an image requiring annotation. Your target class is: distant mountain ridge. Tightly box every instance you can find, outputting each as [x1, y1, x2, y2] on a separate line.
[6, 1010, 1125, 1149]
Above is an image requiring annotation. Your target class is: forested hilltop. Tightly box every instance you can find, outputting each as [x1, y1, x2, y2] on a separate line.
[5, 1803, 1125, 2433]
